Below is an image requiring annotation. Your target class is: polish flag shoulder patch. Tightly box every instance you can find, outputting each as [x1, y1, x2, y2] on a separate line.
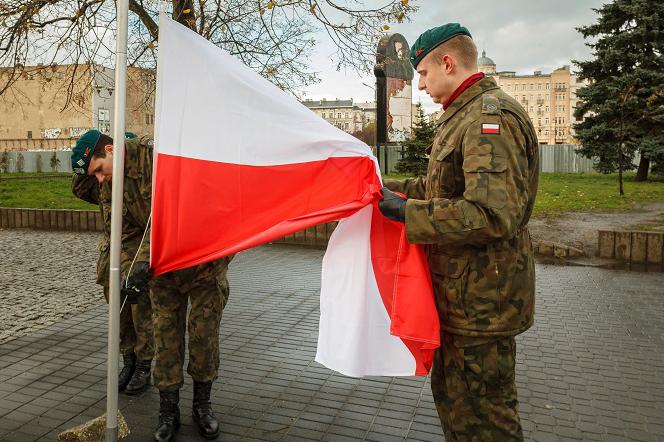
[481, 123, 500, 134]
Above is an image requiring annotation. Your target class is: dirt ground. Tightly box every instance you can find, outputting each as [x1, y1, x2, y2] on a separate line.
[529, 202, 664, 258]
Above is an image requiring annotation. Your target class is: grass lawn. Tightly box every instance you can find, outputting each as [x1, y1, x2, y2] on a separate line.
[1, 172, 664, 216]
[0, 173, 96, 210]
[534, 173, 664, 217]
[383, 172, 664, 217]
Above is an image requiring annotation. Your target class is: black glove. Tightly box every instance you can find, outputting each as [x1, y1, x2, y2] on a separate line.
[125, 261, 152, 294]
[378, 187, 406, 223]
[121, 285, 146, 305]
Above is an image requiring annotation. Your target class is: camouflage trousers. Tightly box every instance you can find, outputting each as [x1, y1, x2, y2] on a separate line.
[431, 333, 523, 442]
[150, 260, 230, 392]
[103, 285, 154, 360]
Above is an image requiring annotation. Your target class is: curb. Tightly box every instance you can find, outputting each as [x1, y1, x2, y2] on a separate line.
[598, 230, 664, 266]
[0, 207, 103, 231]
[5, 207, 661, 271]
[0, 207, 335, 247]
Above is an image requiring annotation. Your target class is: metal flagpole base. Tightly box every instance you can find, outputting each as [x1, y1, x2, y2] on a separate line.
[106, 427, 118, 442]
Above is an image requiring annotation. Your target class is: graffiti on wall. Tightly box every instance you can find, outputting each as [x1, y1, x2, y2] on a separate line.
[69, 127, 89, 138]
[41, 128, 62, 139]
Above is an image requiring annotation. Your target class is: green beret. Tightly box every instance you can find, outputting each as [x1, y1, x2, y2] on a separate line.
[409, 23, 472, 68]
[125, 131, 137, 139]
[71, 129, 102, 175]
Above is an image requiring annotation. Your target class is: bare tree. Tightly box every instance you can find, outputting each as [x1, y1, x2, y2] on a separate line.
[0, 0, 416, 106]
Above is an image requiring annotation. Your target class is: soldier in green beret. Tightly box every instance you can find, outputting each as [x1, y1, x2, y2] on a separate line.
[379, 23, 539, 441]
[71, 130, 155, 396]
[71, 130, 232, 441]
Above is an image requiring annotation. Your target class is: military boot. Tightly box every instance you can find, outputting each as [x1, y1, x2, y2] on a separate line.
[125, 359, 151, 395]
[118, 352, 136, 392]
[154, 390, 180, 442]
[192, 381, 219, 439]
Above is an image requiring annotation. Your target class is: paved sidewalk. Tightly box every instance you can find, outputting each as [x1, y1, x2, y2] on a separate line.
[1, 230, 664, 441]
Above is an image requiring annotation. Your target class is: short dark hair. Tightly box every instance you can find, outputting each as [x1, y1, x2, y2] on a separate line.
[92, 134, 113, 158]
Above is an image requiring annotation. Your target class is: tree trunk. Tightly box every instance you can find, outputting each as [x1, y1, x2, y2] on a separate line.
[635, 156, 650, 181]
[619, 165, 624, 196]
[618, 123, 625, 196]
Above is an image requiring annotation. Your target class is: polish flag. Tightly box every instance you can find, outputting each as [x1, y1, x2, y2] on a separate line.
[151, 15, 439, 376]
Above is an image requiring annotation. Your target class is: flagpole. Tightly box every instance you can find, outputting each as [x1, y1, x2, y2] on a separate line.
[107, 0, 129, 440]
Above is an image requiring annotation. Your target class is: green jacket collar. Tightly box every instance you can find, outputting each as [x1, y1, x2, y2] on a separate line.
[436, 76, 500, 125]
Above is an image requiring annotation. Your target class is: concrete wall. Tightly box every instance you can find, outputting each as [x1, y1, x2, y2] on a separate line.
[598, 230, 664, 267]
[0, 151, 73, 173]
[0, 207, 335, 248]
[0, 207, 103, 231]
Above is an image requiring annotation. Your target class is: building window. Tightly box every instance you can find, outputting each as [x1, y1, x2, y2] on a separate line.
[530, 83, 534, 90]
[545, 118, 549, 125]
[337, 113, 341, 119]
[530, 94, 534, 101]
[322, 112, 326, 118]
[546, 106, 550, 112]
[538, 83, 542, 90]
[546, 94, 550, 101]
[27, 131, 32, 139]
[345, 112, 349, 118]
[344, 122, 349, 130]
[530, 106, 534, 112]
[545, 83, 550, 90]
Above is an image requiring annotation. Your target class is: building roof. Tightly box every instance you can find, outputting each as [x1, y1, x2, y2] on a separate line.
[478, 50, 495, 67]
[302, 99, 354, 109]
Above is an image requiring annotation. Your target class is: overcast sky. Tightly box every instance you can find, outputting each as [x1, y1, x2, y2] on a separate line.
[302, 0, 607, 113]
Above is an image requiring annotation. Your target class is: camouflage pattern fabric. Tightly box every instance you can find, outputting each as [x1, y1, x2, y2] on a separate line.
[122, 138, 232, 391]
[150, 258, 232, 392]
[71, 147, 155, 361]
[385, 76, 539, 337]
[100, 285, 136, 355]
[385, 76, 538, 440]
[432, 334, 523, 441]
[119, 136, 155, 269]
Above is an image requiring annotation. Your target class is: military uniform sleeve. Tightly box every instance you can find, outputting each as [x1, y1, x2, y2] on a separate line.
[404, 114, 531, 246]
[120, 139, 154, 275]
[71, 174, 100, 205]
[136, 141, 153, 265]
[383, 177, 426, 199]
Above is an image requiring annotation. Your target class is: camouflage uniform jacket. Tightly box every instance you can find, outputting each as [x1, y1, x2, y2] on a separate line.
[385, 76, 539, 337]
[123, 137, 229, 279]
[71, 174, 113, 286]
[72, 136, 169, 282]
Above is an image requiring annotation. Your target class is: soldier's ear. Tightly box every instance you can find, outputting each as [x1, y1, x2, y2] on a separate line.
[441, 54, 454, 74]
[104, 144, 114, 155]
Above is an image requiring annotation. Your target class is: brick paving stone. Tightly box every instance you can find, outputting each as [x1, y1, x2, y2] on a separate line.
[1, 231, 664, 441]
[0, 430, 39, 442]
